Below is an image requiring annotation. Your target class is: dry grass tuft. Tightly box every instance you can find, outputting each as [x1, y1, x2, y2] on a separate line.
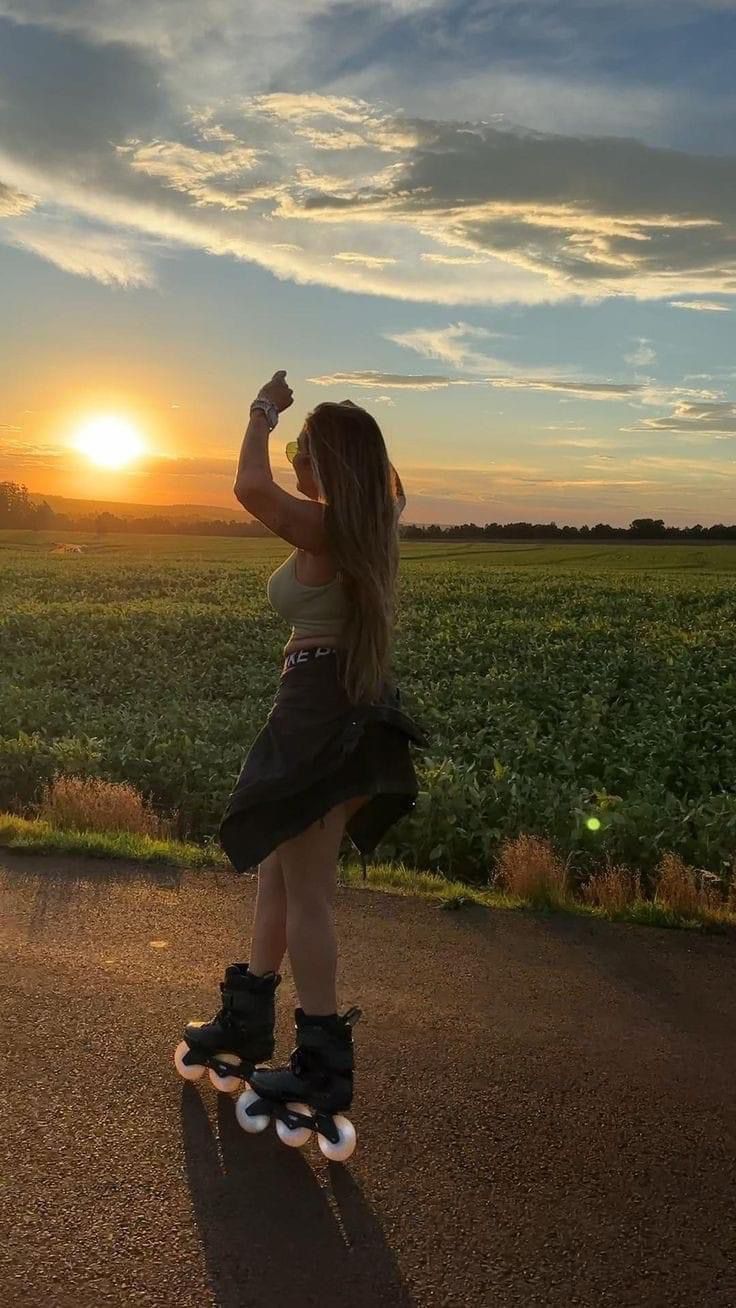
[38, 773, 174, 839]
[654, 851, 722, 918]
[582, 858, 642, 913]
[493, 832, 569, 907]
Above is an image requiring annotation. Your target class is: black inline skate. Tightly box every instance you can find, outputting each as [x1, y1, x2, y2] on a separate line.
[236, 1006, 362, 1161]
[174, 963, 281, 1093]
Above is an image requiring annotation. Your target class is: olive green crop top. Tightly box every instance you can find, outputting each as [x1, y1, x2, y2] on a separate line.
[267, 550, 348, 640]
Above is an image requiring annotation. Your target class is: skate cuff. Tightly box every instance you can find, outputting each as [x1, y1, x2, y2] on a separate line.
[224, 989, 273, 1015]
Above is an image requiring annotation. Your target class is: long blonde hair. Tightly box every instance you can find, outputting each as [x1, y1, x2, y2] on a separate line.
[303, 400, 401, 705]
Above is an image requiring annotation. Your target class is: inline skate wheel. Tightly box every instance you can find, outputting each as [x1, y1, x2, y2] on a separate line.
[318, 1115, 357, 1163]
[275, 1103, 313, 1149]
[174, 1040, 206, 1081]
[235, 1087, 271, 1134]
[208, 1052, 243, 1094]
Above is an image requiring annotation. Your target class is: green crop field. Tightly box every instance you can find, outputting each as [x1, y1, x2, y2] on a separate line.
[2, 531, 736, 890]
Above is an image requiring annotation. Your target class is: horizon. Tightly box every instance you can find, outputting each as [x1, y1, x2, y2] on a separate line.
[12, 486, 733, 532]
[1, 2, 735, 528]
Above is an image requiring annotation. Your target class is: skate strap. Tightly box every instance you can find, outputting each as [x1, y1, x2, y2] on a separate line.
[223, 988, 270, 1014]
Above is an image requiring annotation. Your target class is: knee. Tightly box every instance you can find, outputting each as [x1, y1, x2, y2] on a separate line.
[285, 877, 333, 915]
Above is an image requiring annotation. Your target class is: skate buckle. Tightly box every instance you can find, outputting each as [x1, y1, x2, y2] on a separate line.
[343, 1006, 362, 1027]
[281, 1104, 341, 1146]
[211, 1054, 247, 1079]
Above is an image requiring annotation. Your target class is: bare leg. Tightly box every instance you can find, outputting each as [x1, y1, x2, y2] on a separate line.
[278, 795, 370, 1015]
[248, 850, 287, 976]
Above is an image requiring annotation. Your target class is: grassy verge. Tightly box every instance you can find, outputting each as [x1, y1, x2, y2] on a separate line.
[1, 811, 734, 935]
[0, 813, 221, 868]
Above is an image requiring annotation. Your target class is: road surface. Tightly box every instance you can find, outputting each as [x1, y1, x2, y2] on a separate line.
[1, 849, 735, 1308]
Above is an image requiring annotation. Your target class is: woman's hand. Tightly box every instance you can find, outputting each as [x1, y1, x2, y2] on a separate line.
[391, 463, 406, 508]
[256, 370, 294, 414]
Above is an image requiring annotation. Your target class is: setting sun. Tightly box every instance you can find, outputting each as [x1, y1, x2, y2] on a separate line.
[73, 416, 148, 470]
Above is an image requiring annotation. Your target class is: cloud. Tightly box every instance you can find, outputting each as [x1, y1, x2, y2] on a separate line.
[421, 252, 495, 265]
[491, 377, 642, 399]
[0, 179, 36, 217]
[308, 368, 642, 399]
[684, 370, 736, 382]
[245, 92, 425, 153]
[0, 17, 735, 306]
[0, 18, 166, 169]
[312, 119, 736, 299]
[629, 453, 736, 476]
[0, 432, 63, 469]
[118, 138, 261, 210]
[2, 215, 157, 286]
[543, 438, 609, 450]
[144, 454, 238, 478]
[0, 2, 443, 61]
[88, 105, 736, 302]
[625, 400, 736, 435]
[385, 322, 509, 369]
[308, 370, 466, 390]
[635, 384, 722, 406]
[668, 299, 732, 312]
[333, 251, 398, 267]
[624, 338, 656, 368]
[381, 321, 643, 397]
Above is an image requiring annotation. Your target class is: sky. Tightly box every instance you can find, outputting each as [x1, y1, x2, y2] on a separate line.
[1, 0, 735, 527]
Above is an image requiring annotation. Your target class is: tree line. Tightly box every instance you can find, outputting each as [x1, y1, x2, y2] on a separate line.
[2, 479, 735, 541]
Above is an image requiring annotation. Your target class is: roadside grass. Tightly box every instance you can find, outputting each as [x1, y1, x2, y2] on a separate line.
[36, 773, 175, 840]
[1, 799, 734, 936]
[0, 813, 219, 868]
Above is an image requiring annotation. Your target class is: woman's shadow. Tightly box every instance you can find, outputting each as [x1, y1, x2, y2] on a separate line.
[181, 1085, 412, 1308]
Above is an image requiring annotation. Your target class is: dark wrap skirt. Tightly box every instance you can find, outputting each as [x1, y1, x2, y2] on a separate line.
[219, 646, 430, 878]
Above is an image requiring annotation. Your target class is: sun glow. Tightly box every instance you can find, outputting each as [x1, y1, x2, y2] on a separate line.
[73, 416, 148, 469]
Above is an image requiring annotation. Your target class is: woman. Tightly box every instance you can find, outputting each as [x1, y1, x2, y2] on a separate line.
[176, 371, 429, 1157]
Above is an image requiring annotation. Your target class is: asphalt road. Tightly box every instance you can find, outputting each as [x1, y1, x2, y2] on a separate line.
[1, 849, 735, 1308]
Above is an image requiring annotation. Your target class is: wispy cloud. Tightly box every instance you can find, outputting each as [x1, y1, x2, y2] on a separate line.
[488, 377, 641, 399]
[118, 139, 261, 211]
[624, 400, 736, 435]
[333, 251, 398, 267]
[385, 322, 509, 370]
[635, 384, 722, 406]
[308, 368, 644, 399]
[379, 321, 643, 397]
[0, 179, 35, 218]
[668, 299, 732, 312]
[624, 338, 656, 368]
[308, 371, 466, 390]
[542, 438, 608, 450]
[0, 432, 64, 468]
[630, 452, 736, 476]
[2, 215, 157, 287]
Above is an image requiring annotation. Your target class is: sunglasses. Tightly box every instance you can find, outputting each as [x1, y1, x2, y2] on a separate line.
[286, 439, 308, 466]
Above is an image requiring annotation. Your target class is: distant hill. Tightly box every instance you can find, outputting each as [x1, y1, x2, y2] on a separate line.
[28, 492, 253, 523]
